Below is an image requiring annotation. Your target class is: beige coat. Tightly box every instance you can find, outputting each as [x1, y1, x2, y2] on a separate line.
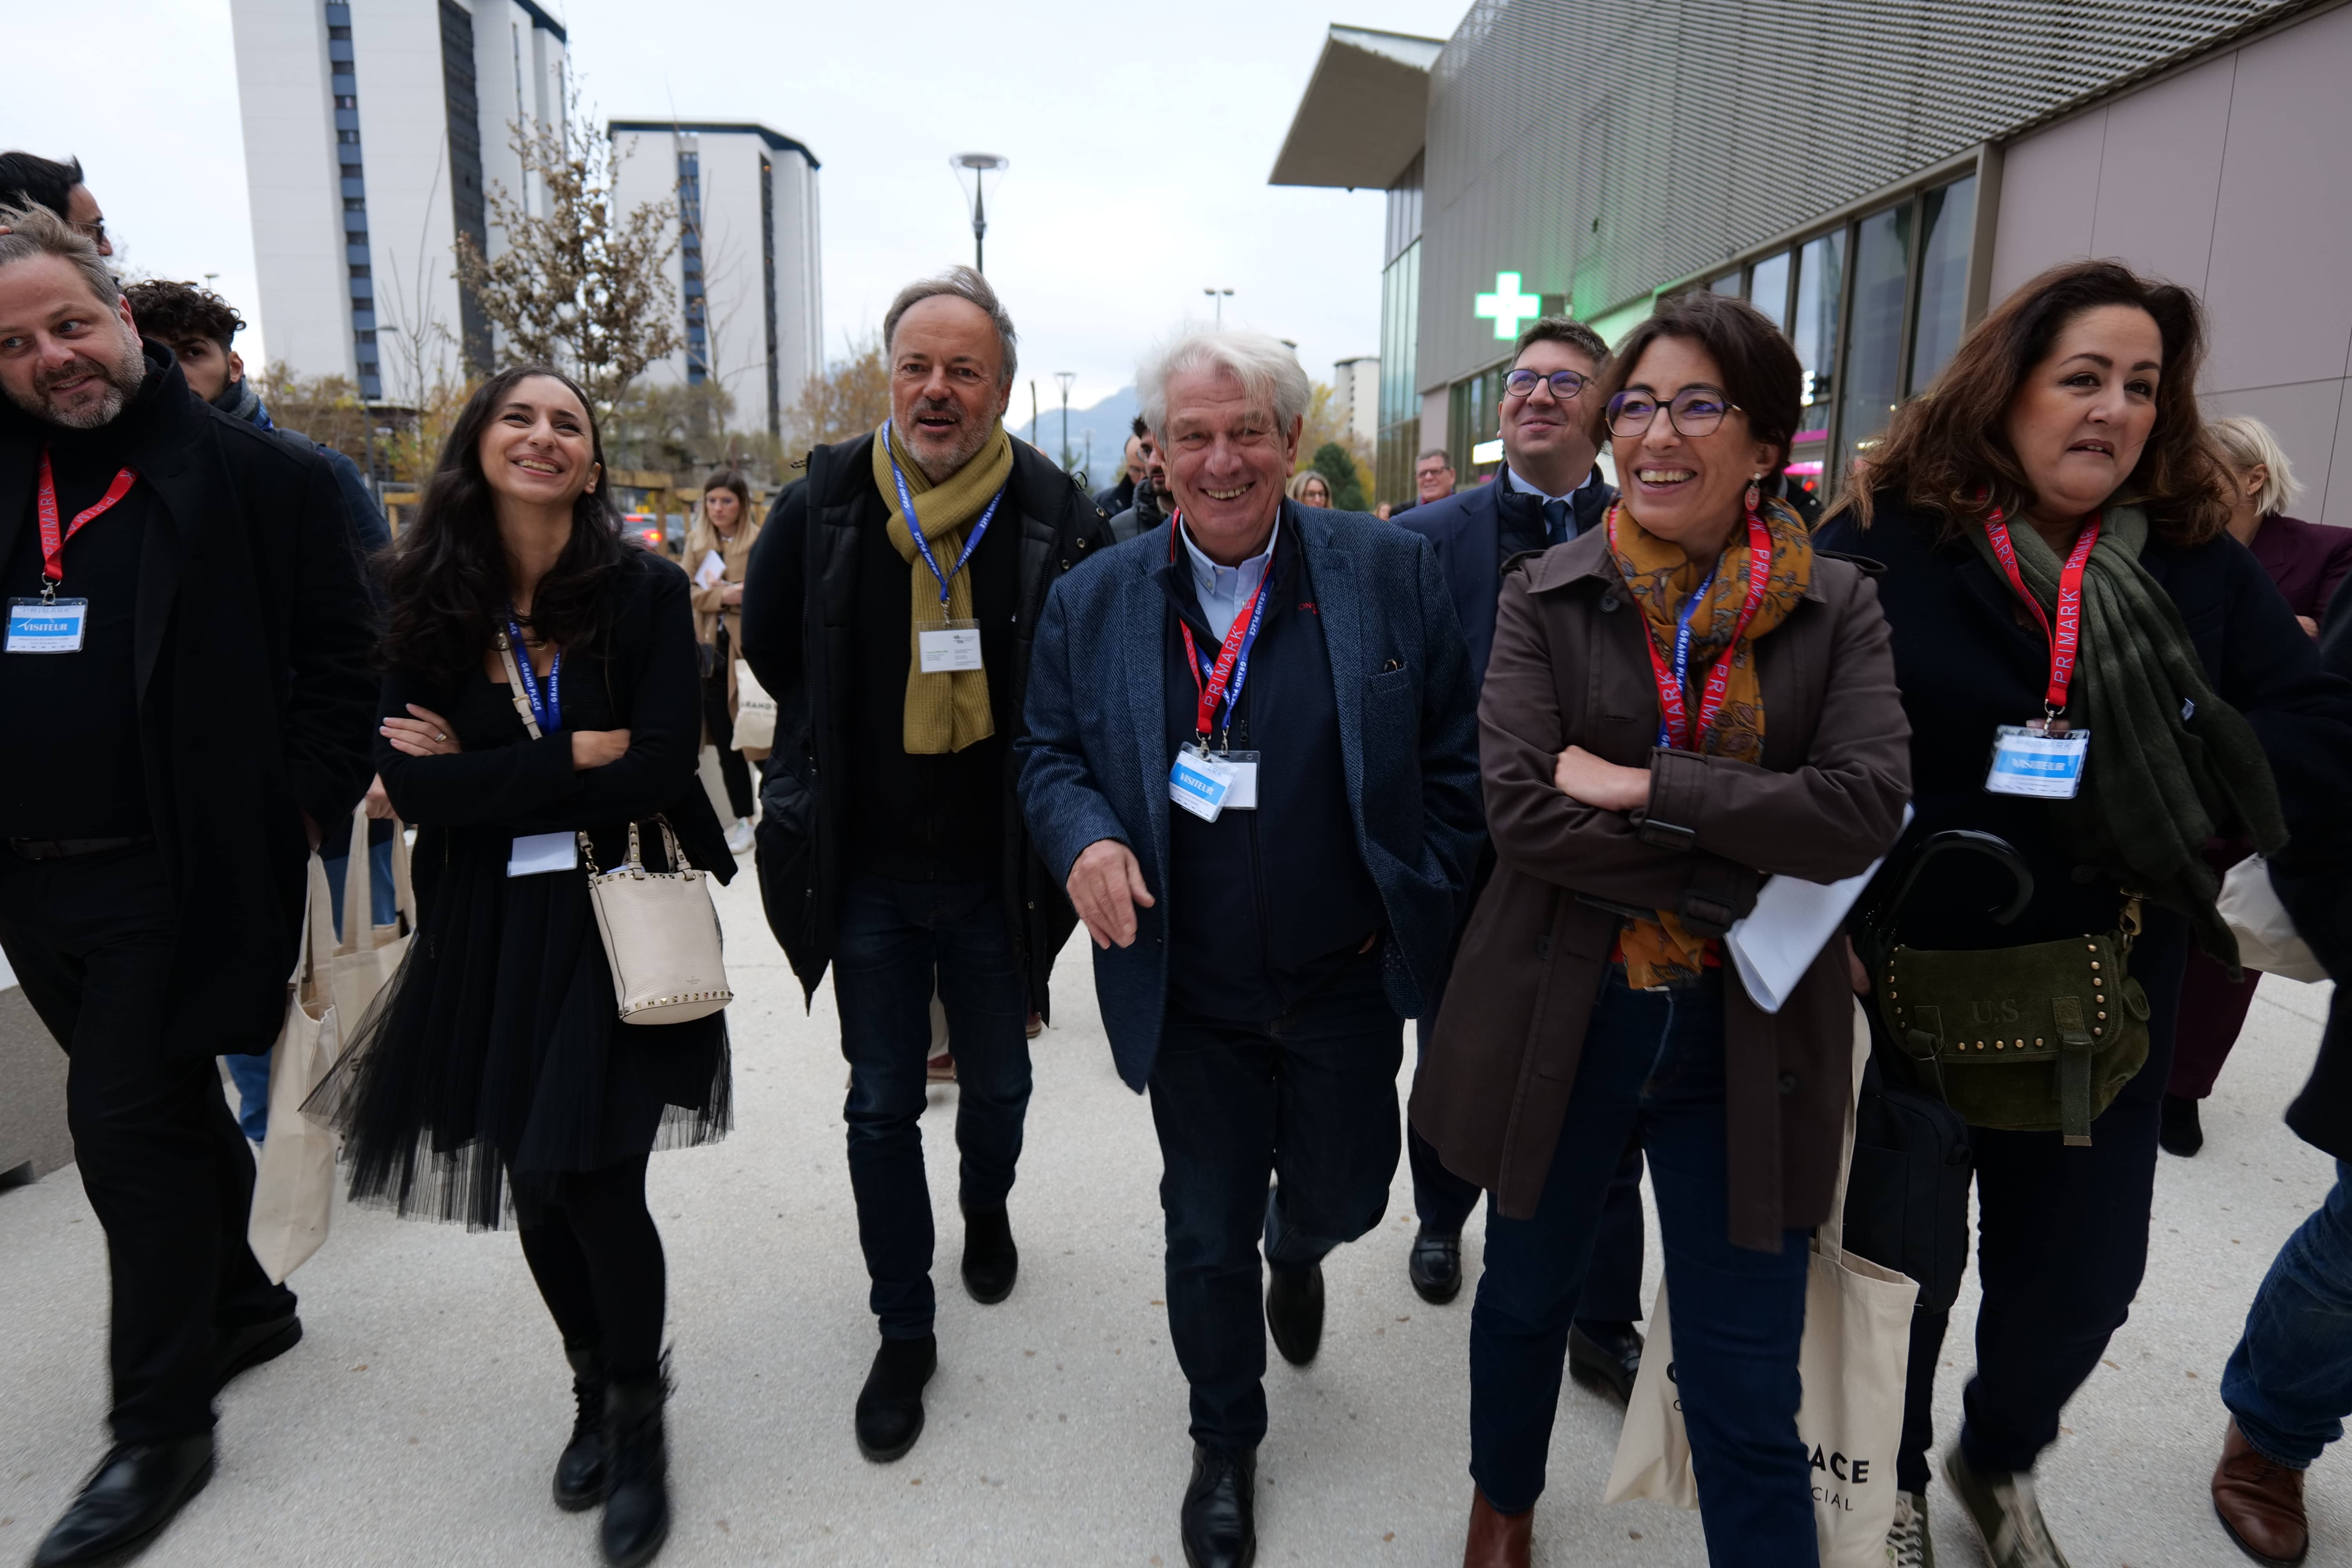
[684, 502, 764, 742]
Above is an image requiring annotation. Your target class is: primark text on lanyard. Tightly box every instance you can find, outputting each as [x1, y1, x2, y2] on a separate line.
[5, 452, 136, 654]
[1981, 508, 2098, 799]
[1609, 501, 1773, 752]
[883, 421, 1004, 674]
[1165, 513, 1272, 822]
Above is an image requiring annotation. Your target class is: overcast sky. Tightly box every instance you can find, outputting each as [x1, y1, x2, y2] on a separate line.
[10, 0, 1467, 411]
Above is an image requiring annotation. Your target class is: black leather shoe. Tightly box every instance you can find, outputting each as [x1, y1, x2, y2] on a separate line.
[2161, 1093, 2205, 1157]
[1265, 1262, 1324, 1368]
[1180, 1442, 1257, 1568]
[1567, 1319, 1644, 1408]
[1408, 1225, 1463, 1305]
[962, 1204, 1018, 1305]
[211, 1311, 301, 1395]
[554, 1342, 608, 1512]
[33, 1436, 215, 1568]
[599, 1368, 669, 1568]
[854, 1334, 938, 1462]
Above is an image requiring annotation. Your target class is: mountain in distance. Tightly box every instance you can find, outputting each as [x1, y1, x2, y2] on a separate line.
[1016, 384, 1138, 484]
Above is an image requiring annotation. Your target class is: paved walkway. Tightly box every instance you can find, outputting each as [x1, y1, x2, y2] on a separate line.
[0, 865, 2341, 1566]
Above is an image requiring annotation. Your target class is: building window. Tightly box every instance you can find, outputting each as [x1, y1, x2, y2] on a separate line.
[1908, 176, 1977, 396]
[676, 148, 708, 386]
[1376, 238, 1420, 508]
[760, 153, 781, 439]
[1749, 250, 1791, 332]
[1839, 203, 1913, 478]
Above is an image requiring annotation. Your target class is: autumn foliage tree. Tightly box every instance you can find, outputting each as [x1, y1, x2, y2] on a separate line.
[453, 87, 681, 410]
[780, 330, 891, 457]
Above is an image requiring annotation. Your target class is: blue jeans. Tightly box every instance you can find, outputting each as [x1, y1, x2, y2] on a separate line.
[831, 875, 1033, 1338]
[2224, 1160, 2352, 1468]
[1471, 970, 1815, 1563]
[223, 839, 398, 1143]
[1147, 957, 1404, 1448]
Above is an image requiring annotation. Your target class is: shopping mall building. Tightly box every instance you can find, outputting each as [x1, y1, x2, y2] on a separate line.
[1274, 0, 2352, 521]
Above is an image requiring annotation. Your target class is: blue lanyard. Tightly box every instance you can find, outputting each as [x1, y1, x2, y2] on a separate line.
[505, 615, 561, 733]
[1656, 566, 1716, 748]
[881, 421, 1005, 608]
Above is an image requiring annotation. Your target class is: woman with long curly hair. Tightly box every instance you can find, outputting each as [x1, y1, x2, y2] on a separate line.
[313, 365, 733, 1567]
[1818, 262, 2352, 1568]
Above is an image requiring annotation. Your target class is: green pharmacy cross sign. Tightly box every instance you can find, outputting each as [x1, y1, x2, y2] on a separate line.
[1474, 272, 1543, 340]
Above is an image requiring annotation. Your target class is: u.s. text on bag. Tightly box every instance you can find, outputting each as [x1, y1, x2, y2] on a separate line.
[1604, 1003, 1916, 1566]
[247, 855, 344, 1285]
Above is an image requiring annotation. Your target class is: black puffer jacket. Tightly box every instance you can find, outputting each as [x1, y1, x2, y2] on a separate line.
[738, 432, 1110, 1011]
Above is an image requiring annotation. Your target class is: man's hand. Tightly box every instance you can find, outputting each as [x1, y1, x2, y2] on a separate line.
[1554, 744, 1651, 812]
[1067, 838, 1154, 949]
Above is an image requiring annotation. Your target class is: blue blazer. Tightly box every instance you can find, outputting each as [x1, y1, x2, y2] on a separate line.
[1395, 470, 1613, 685]
[1018, 503, 1485, 1090]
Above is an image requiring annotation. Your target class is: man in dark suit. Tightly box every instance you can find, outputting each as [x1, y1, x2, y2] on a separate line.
[1393, 315, 1651, 1406]
[0, 204, 376, 1567]
[1019, 328, 1483, 1568]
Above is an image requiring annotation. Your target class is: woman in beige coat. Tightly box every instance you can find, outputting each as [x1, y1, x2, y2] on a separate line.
[684, 468, 763, 853]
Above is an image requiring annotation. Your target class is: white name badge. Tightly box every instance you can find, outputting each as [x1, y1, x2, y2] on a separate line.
[917, 619, 983, 674]
[1169, 749, 1234, 822]
[506, 830, 580, 877]
[7, 597, 88, 653]
[1217, 750, 1260, 811]
[1985, 724, 2090, 799]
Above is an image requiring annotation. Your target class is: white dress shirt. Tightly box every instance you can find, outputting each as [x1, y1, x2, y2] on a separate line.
[1178, 519, 1277, 642]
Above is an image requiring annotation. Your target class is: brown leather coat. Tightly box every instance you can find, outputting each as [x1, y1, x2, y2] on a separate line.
[1409, 527, 1911, 1252]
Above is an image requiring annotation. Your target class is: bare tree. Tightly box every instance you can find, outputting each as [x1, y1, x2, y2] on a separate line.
[454, 82, 682, 409]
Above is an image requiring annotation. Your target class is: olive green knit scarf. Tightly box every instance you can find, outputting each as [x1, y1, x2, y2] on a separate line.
[1967, 504, 2286, 967]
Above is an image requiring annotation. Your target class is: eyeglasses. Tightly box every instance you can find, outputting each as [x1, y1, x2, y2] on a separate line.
[1504, 367, 1590, 402]
[1605, 387, 1742, 440]
[73, 218, 106, 248]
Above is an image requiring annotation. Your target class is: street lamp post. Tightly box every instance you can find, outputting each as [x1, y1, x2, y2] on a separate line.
[1203, 287, 1233, 325]
[950, 152, 1009, 273]
[1054, 371, 1076, 472]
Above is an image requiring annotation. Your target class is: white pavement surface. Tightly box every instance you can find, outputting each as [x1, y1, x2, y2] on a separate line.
[0, 864, 2342, 1568]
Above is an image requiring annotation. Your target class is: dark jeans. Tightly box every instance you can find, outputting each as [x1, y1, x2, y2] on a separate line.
[1472, 971, 1813, 1562]
[2225, 1161, 2352, 1468]
[1410, 1018, 1647, 1321]
[702, 656, 753, 820]
[831, 874, 1032, 1338]
[1896, 906, 2188, 1490]
[1147, 958, 1403, 1449]
[0, 845, 294, 1443]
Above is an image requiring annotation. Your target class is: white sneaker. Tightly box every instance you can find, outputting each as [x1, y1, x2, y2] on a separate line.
[1945, 1448, 2069, 1568]
[1887, 1490, 1933, 1568]
[725, 818, 755, 855]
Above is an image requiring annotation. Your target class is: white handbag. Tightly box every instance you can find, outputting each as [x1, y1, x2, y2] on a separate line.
[248, 857, 344, 1284]
[581, 818, 733, 1024]
[732, 659, 777, 751]
[322, 803, 416, 1031]
[1605, 1004, 1918, 1565]
[497, 630, 733, 1026]
[2218, 854, 2329, 983]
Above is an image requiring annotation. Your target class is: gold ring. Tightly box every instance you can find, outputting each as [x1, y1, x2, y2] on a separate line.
[436, 731, 447, 742]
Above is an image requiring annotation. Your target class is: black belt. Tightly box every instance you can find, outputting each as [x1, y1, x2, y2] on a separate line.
[7, 835, 151, 861]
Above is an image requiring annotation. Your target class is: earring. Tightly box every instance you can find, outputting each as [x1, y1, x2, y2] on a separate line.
[1744, 472, 1762, 515]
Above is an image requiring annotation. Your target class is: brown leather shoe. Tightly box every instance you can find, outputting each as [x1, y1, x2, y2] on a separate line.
[2213, 1419, 2309, 1565]
[1463, 1487, 1532, 1568]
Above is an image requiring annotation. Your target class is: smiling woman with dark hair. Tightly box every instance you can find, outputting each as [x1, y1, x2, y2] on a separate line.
[1818, 260, 2352, 1568]
[314, 364, 733, 1568]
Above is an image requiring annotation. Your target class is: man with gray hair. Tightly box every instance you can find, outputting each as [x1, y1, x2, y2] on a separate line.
[1018, 327, 1482, 1566]
[0, 204, 375, 1566]
[738, 265, 1107, 1465]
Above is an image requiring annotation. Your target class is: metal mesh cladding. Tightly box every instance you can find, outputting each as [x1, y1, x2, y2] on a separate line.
[1417, 0, 2310, 391]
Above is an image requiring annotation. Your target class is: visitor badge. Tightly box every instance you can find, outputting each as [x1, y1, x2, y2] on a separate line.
[1169, 747, 1234, 822]
[1984, 724, 2089, 799]
[1217, 750, 1260, 811]
[917, 618, 983, 674]
[6, 597, 87, 653]
[506, 830, 579, 878]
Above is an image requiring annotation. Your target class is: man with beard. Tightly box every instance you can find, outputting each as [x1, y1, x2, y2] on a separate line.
[738, 265, 1106, 1463]
[1096, 421, 1147, 514]
[0, 152, 112, 256]
[0, 205, 376, 1568]
[1107, 418, 1172, 544]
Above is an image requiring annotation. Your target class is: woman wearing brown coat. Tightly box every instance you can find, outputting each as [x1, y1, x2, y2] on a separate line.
[1412, 291, 1912, 1567]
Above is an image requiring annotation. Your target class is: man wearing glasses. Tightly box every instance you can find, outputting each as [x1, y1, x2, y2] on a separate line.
[0, 153, 111, 256]
[1393, 316, 1653, 1408]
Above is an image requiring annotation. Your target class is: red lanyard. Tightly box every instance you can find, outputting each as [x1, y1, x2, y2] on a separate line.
[1171, 511, 1277, 742]
[35, 450, 138, 589]
[1612, 501, 1774, 752]
[1981, 508, 2098, 718]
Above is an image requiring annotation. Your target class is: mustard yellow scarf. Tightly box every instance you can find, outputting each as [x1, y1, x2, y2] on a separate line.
[1607, 496, 1813, 986]
[873, 420, 1014, 754]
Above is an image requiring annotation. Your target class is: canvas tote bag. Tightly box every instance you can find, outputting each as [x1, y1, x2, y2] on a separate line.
[247, 856, 344, 1285]
[732, 659, 777, 751]
[323, 804, 416, 1030]
[2218, 854, 2328, 983]
[1604, 1004, 1918, 1565]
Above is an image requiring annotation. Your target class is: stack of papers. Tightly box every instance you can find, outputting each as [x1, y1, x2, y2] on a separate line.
[1723, 806, 1912, 1013]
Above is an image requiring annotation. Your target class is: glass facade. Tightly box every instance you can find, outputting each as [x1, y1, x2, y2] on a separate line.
[1448, 363, 1507, 483]
[1748, 249, 1791, 332]
[1840, 202, 1913, 477]
[1909, 176, 1977, 395]
[330, 1, 379, 400]
[1376, 238, 1421, 508]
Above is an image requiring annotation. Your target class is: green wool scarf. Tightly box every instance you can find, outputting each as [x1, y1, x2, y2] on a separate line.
[1967, 504, 2287, 967]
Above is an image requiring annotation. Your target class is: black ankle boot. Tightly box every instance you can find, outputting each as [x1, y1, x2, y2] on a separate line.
[855, 1334, 938, 1462]
[554, 1342, 608, 1512]
[2161, 1093, 2204, 1156]
[600, 1361, 670, 1568]
[962, 1203, 1018, 1305]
